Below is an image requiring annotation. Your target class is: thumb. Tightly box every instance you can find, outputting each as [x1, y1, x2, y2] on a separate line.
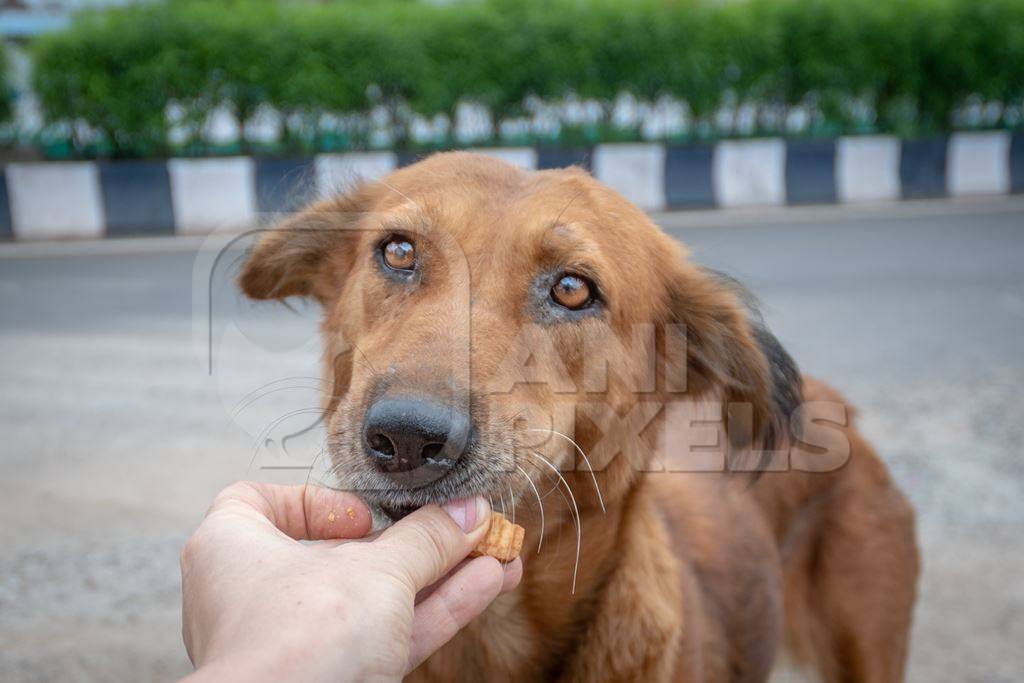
[206, 482, 373, 541]
[370, 497, 491, 592]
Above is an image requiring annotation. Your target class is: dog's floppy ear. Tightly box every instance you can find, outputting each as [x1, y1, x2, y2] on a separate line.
[667, 264, 802, 461]
[238, 187, 373, 303]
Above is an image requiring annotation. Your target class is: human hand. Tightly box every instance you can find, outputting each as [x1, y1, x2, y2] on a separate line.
[180, 482, 522, 682]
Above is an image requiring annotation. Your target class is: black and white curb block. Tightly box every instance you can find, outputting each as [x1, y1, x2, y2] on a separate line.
[1, 132, 1022, 240]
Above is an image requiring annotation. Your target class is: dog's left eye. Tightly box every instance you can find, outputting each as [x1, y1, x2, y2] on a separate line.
[551, 273, 594, 310]
[382, 237, 416, 271]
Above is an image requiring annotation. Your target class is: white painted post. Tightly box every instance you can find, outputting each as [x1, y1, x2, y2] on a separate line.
[470, 147, 539, 171]
[7, 162, 105, 240]
[947, 131, 1011, 197]
[315, 151, 399, 197]
[712, 138, 787, 207]
[836, 135, 902, 203]
[168, 157, 256, 234]
[592, 143, 667, 211]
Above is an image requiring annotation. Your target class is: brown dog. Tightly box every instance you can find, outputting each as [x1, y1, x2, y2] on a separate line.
[239, 152, 919, 682]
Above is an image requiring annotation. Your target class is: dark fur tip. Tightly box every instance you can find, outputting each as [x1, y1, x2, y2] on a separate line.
[741, 323, 803, 480]
[753, 324, 803, 440]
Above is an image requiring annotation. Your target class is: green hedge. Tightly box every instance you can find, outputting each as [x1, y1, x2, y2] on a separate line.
[0, 44, 12, 125]
[29, 0, 1024, 158]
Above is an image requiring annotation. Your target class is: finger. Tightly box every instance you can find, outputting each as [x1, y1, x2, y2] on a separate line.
[207, 481, 372, 541]
[405, 556, 504, 673]
[371, 497, 490, 592]
[415, 558, 472, 606]
[500, 557, 523, 594]
[415, 555, 522, 606]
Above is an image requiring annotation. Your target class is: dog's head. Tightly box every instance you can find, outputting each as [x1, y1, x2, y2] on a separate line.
[239, 152, 800, 520]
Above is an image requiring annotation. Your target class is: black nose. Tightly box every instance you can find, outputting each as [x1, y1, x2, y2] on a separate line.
[362, 397, 471, 477]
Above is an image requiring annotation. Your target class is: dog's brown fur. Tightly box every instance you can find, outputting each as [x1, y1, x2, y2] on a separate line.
[239, 153, 919, 682]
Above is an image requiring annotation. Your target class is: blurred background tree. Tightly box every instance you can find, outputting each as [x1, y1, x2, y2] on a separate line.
[13, 0, 1024, 159]
[0, 43, 13, 126]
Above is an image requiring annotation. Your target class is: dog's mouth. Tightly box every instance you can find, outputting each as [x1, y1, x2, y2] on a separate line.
[379, 502, 421, 521]
[347, 451, 518, 523]
[357, 461, 482, 522]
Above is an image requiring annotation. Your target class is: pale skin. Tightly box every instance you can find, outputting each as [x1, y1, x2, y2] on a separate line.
[180, 482, 523, 682]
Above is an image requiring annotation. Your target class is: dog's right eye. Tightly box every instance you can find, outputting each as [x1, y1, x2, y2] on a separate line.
[551, 273, 594, 310]
[382, 237, 416, 271]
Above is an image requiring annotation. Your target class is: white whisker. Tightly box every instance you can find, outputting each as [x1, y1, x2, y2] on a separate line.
[531, 451, 581, 594]
[376, 177, 418, 210]
[516, 464, 545, 554]
[528, 428, 606, 513]
[304, 442, 329, 488]
[508, 485, 516, 527]
[506, 485, 518, 562]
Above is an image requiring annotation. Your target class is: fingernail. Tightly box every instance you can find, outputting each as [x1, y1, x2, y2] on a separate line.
[442, 496, 488, 533]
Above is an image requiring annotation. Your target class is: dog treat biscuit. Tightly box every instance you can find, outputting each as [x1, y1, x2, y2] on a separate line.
[470, 512, 524, 562]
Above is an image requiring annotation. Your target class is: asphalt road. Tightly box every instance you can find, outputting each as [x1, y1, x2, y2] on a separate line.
[2, 197, 1022, 681]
